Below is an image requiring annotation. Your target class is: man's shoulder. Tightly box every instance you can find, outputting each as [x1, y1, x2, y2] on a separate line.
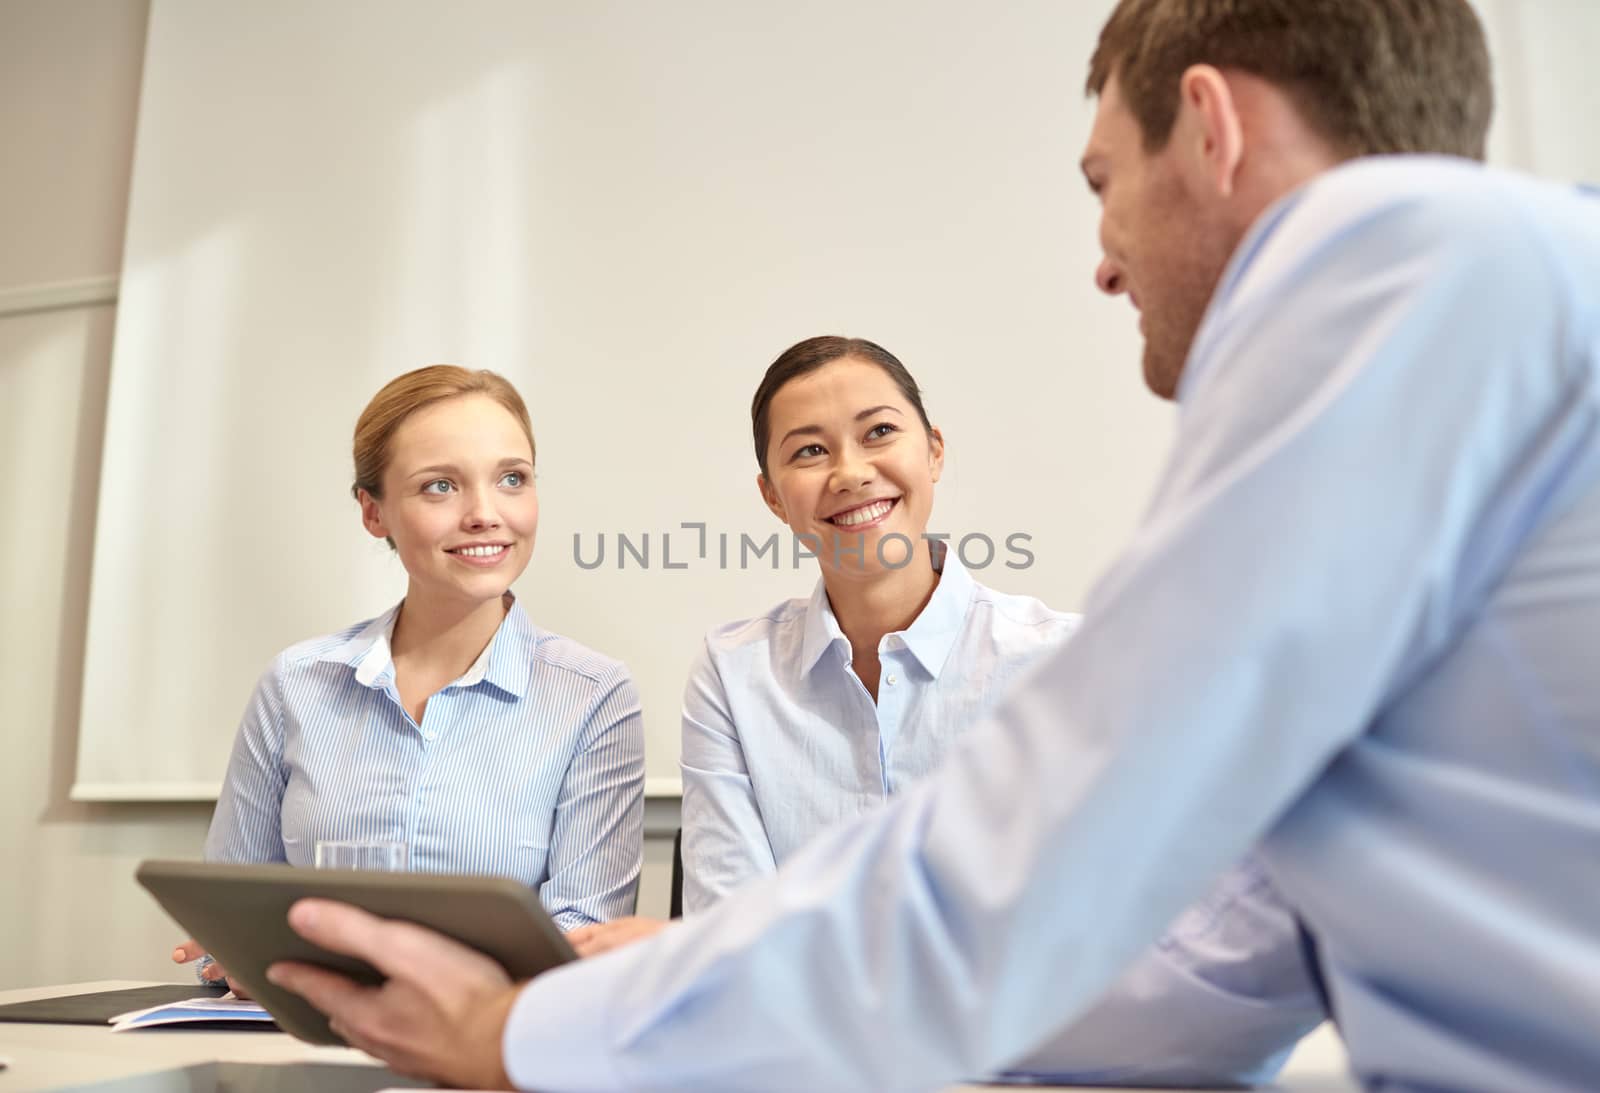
[1223, 156, 1584, 322]
[1312, 153, 1486, 197]
[1283, 156, 1570, 256]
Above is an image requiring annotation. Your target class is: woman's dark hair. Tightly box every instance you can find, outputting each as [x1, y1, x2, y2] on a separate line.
[751, 336, 933, 476]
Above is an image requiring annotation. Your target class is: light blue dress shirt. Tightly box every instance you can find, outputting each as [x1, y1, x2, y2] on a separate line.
[680, 553, 1322, 1084]
[504, 158, 1600, 1092]
[680, 552, 1080, 908]
[205, 597, 645, 929]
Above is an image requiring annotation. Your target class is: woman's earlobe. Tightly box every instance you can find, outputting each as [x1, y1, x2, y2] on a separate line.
[756, 473, 786, 522]
[357, 490, 389, 540]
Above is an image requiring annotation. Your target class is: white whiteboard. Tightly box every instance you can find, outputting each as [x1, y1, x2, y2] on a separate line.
[75, 0, 1597, 798]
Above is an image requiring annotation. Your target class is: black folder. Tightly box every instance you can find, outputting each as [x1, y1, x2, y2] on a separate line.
[0, 983, 228, 1025]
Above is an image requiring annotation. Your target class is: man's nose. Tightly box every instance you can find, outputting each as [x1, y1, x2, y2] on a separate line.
[1095, 256, 1124, 296]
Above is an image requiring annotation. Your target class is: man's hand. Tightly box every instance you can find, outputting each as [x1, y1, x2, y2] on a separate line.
[567, 915, 668, 958]
[266, 899, 521, 1090]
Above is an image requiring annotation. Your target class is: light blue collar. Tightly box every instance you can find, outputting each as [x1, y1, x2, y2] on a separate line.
[326, 595, 533, 699]
[799, 544, 974, 680]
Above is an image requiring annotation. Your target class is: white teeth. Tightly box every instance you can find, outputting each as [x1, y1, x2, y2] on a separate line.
[832, 500, 894, 527]
[456, 545, 505, 558]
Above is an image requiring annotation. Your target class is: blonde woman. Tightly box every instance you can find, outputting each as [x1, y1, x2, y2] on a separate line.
[175, 366, 643, 990]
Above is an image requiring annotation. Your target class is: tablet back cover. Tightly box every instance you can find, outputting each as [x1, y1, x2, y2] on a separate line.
[137, 859, 575, 1045]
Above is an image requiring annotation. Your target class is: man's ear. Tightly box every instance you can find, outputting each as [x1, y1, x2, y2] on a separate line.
[1175, 64, 1244, 198]
[357, 488, 389, 540]
[756, 473, 787, 524]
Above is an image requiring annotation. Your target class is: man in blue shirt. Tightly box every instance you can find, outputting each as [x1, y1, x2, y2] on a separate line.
[270, 1, 1600, 1089]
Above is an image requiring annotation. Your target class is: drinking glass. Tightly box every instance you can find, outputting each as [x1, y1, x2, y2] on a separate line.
[313, 839, 408, 871]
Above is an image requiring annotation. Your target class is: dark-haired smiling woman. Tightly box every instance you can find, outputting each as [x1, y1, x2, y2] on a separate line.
[572, 336, 1321, 1084]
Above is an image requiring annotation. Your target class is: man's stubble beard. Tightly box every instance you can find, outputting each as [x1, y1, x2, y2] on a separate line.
[1139, 213, 1240, 401]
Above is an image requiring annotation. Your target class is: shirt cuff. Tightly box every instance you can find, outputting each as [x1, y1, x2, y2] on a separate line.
[504, 959, 626, 1092]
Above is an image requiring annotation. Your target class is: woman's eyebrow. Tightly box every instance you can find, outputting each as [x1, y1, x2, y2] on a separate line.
[406, 463, 460, 479]
[779, 424, 824, 447]
[855, 405, 901, 420]
[405, 456, 532, 478]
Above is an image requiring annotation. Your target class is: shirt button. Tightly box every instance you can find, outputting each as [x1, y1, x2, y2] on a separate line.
[885, 674, 898, 686]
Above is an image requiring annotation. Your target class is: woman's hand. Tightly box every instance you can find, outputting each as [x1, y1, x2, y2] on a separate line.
[171, 938, 253, 999]
[566, 915, 668, 957]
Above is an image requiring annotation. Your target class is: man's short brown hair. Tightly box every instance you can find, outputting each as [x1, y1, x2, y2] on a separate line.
[1086, 0, 1493, 161]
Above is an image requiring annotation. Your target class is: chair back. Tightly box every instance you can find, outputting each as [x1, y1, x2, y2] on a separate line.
[669, 827, 684, 919]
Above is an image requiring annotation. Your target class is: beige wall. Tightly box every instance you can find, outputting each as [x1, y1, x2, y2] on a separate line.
[0, 0, 674, 991]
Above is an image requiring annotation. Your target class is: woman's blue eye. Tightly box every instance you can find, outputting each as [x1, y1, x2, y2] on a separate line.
[422, 479, 454, 495]
[499, 471, 525, 488]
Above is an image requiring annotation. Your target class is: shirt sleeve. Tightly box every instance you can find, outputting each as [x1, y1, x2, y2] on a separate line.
[678, 639, 779, 913]
[502, 174, 1584, 1092]
[1010, 854, 1323, 1085]
[539, 663, 646, 930]
[203, 659, 291, 864]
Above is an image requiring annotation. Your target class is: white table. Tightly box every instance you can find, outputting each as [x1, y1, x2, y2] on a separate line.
[0, 981, 388, 1091]
[0, 981, 1358, 1092]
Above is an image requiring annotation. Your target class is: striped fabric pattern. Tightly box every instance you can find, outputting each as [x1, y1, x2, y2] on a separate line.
[204, 598, 644, 930]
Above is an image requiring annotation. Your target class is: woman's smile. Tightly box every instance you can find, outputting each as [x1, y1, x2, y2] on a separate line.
[826, 497, 899, 529]
[446, 541, 514, 567]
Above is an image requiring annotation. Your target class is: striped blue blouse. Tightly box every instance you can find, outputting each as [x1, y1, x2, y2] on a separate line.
[203, 596, 644, 929]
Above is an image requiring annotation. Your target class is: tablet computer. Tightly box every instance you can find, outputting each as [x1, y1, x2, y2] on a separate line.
[136, 859, 575, 1045]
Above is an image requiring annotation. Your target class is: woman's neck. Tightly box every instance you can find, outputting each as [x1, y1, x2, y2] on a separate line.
[822, 542, 941, 670]
[390, 587, 510, 681]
